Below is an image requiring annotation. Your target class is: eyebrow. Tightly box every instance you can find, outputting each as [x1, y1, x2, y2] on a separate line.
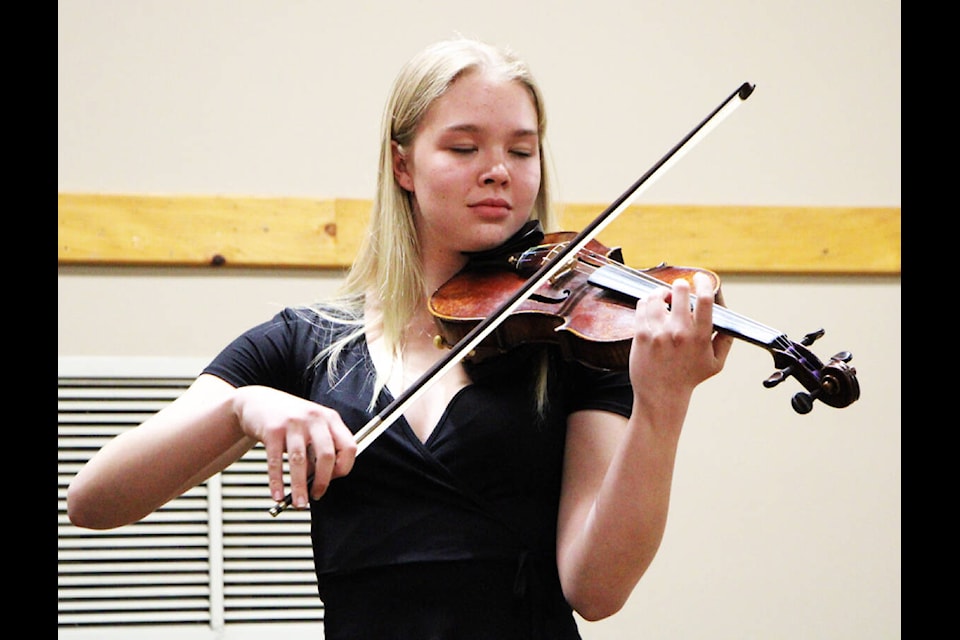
[443, 123, 538, 138]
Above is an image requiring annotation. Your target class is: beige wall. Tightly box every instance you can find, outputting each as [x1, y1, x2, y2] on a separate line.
[58, 1, 900, 638]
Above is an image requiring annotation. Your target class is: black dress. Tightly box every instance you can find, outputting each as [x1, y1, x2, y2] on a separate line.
[204, 307, 633, 639]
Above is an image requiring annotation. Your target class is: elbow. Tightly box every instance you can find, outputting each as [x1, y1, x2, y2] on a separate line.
[569, 593, 628, 623]
[66, 480, 121, 530]
[559, 559, 639, 622]
[66, 483, 99, 530]
[559, 561, 635, 622]
[564, 577, 631, 622]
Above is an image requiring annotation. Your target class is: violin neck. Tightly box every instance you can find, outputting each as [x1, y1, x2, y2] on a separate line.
[588, 265, 786, 350]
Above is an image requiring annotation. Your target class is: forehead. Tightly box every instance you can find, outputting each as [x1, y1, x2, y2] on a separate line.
[419, 70, 539, 133]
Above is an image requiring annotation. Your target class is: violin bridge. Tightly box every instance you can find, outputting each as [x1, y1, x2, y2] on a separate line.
[547, 260, 576, 285]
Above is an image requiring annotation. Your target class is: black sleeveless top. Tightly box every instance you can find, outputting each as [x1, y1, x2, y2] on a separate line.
[204, 307, 633, 639]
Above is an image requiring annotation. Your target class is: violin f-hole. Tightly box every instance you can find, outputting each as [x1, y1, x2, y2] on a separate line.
[530, 289, 571, 305]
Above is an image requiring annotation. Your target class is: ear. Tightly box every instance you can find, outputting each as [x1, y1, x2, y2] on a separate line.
[392, 141, 415, 192]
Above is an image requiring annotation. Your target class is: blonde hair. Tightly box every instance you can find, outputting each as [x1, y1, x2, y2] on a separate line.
[310, 37, 558, 403]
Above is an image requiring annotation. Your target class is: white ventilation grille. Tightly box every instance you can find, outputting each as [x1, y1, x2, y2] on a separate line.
[57, 357, 322, 633]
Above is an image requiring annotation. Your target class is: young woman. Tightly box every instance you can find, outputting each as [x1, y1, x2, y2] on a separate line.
[67, 37, 732, 639]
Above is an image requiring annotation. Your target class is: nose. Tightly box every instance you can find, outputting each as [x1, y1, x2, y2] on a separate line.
[480, 159, 509, 185]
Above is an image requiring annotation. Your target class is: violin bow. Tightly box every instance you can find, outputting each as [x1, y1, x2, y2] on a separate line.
[270, 82, 755, 516]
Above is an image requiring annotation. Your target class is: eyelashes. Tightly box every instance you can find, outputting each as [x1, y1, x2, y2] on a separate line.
[448, 146, 536, 158]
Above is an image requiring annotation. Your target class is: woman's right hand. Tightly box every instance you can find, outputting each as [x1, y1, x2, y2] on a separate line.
[231, 385, 358, 508]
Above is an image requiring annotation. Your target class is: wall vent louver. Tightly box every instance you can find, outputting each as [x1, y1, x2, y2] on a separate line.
[58, 357, 322, 639]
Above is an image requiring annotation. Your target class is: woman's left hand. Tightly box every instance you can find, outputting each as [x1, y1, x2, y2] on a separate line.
[629, 271, 734, 408]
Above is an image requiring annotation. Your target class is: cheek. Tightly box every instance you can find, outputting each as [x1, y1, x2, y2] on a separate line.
[517, 167, 542, 206]
[414, 162, 466, 200]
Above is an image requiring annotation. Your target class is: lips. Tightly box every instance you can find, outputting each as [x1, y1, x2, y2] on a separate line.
[468, 198, 512, 217]
[470, 198, 511, 209]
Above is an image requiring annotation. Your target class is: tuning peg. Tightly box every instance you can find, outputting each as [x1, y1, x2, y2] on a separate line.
[768, 365, 821, 413]
[831, 351, 853, 363]
[791, 391, 815, 414]
[800, 328, 825, 346]
[763, 366, 791, 388]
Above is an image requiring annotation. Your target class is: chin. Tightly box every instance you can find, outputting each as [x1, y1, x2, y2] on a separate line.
[464, 232, 510, 253]
[446, 218, 529, 255]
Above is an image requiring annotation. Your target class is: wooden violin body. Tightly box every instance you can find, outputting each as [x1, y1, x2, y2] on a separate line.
[429, 233, 693, 370]
[429, 231, 860, 414]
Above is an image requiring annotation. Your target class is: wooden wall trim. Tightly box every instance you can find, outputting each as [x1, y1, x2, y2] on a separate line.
[57, 193, 900, 275]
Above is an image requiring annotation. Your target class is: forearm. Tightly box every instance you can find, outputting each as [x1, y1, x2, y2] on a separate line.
[558, 395, 690, 620]
[67, 376, 255, 530]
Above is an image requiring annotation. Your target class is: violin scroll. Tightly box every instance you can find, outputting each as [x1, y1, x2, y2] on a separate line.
[762, 330, 860, 414]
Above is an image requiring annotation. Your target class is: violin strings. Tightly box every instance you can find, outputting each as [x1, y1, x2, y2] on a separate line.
[529, 243, 790, 350]
[594, 257, 788, 347]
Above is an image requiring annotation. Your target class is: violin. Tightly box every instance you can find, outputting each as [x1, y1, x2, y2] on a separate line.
[429, 227, 860, 415]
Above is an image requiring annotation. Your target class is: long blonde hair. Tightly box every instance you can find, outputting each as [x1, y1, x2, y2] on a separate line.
[311, 37, 558, 401]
